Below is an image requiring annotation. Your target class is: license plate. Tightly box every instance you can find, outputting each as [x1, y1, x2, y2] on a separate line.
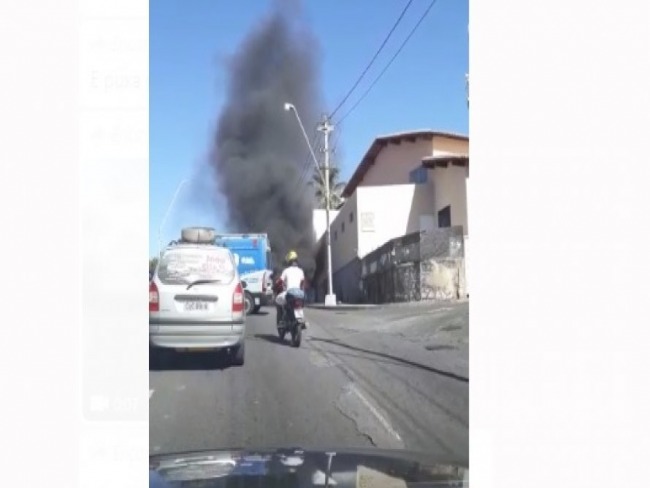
[254, 297, 260, 305]
[184, 301, 209, 311]
[294, 309, 304, 319]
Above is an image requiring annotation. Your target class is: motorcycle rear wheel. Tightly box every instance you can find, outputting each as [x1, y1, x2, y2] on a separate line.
[291, 325, 302, 347]
[290, 325, 302, 348]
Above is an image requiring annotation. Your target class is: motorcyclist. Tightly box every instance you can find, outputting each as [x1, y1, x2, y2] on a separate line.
[275, 250, 306, 327]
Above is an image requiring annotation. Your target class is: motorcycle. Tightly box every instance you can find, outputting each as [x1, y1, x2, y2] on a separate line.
[277, 289, 306, 348]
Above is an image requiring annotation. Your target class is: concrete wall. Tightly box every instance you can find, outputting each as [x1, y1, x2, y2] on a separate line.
[358, 226, 466, 304]
[359, 231, 422, 304]
[419, 226, 467, 300]
[420, 258, 466, 300]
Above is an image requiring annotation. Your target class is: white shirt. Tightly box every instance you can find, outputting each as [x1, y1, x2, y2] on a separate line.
[281, 265, 305, 290]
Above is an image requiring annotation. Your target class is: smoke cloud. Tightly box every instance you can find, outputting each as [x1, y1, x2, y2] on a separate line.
[210, 2, 321, 277]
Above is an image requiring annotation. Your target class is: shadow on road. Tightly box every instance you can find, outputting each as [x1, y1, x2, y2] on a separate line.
[149, 350, 234, 371]
[309, 337, 468, 383]
[252, 333, 290, 346]
[252, 310, 269, 316]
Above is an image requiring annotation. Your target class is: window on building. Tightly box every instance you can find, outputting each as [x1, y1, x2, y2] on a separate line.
[408, 166, 428, 184]
[349, 212, 354, 223]
[341, 222, 345, 233]
[438, 205, 451, 228]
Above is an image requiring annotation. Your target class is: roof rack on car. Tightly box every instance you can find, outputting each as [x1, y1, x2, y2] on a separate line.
[165, 227, 218, 246]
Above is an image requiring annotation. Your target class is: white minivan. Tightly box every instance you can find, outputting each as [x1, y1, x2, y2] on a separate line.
[149, 227, 247, 366]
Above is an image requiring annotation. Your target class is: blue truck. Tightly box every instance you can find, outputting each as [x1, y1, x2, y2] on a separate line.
[214, 233, 274, 315]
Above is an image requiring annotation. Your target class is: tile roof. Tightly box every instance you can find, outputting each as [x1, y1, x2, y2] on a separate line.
[342, 130, 469, 197]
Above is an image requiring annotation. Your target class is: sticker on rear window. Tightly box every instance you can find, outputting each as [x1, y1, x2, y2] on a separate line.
[158, 250, 234, 284]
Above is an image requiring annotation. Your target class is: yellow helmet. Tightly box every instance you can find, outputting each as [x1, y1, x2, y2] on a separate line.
[285, 250, 298, 262]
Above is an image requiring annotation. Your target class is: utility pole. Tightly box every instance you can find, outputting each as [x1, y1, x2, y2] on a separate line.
[318, 116, 337, 306]
[284, 102, 337, 306]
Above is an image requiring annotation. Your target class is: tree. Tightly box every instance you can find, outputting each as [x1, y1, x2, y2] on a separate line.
[309, 165, 346, 210]
[149, 257, 159, 276]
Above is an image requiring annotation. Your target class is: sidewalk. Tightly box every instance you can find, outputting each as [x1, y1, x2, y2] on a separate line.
[307, 298, 467, 311]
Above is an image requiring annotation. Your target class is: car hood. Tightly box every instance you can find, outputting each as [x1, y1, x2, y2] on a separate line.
[150, 446, 468, 487]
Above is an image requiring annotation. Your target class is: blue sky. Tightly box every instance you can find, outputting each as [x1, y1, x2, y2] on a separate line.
[150, 0, 468, 257]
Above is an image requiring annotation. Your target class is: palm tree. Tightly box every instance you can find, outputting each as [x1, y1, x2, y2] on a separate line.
[309, 165, 346, 210]
[149, 257, 159, 278]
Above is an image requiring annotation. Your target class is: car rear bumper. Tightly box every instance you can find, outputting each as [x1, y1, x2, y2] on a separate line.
[149, 321, 245, 350]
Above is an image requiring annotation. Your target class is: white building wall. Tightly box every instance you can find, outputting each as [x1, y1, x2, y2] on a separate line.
[329, 192, 359, 272]
[313, 209, 339, 243]
[354, 183, 435, 260]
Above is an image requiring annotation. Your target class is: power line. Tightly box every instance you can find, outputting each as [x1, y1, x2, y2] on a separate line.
[331, 123, 343, 156]
[329, 0, 415, 118]
[302, 127, 322, 188]
[336, 0, 440, 125]
[299, 142, 323, 202]
[296, 123, 320, 190]
[300, 144, 321, 193]
[302, 126, 346, 208]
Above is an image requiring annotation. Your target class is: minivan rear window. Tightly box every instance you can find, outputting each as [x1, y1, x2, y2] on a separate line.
[157, 247, 235, 285]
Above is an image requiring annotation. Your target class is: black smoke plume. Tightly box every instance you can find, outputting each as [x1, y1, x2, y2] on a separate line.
[210, 2, 321, 277]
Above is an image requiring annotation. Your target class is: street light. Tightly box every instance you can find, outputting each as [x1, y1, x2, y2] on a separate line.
[158, 178, 190, 257]
[284, 102, 337, 306]
[284, 103, 325, 184]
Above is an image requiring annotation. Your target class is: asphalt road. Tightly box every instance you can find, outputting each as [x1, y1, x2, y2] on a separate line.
[150, 302, 469, 465]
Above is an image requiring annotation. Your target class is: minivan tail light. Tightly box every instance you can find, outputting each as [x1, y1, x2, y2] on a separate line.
[149, 282, 159, 312]
[233, 282, 244, 313]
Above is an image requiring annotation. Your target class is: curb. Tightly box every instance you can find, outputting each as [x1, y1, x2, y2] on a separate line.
[307, 304, 381, 311]
[307, 299, 469, 311]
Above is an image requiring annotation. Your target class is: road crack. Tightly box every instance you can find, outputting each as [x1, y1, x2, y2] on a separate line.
[334, 399, 378, 447]
[334, 384, 404, 450]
